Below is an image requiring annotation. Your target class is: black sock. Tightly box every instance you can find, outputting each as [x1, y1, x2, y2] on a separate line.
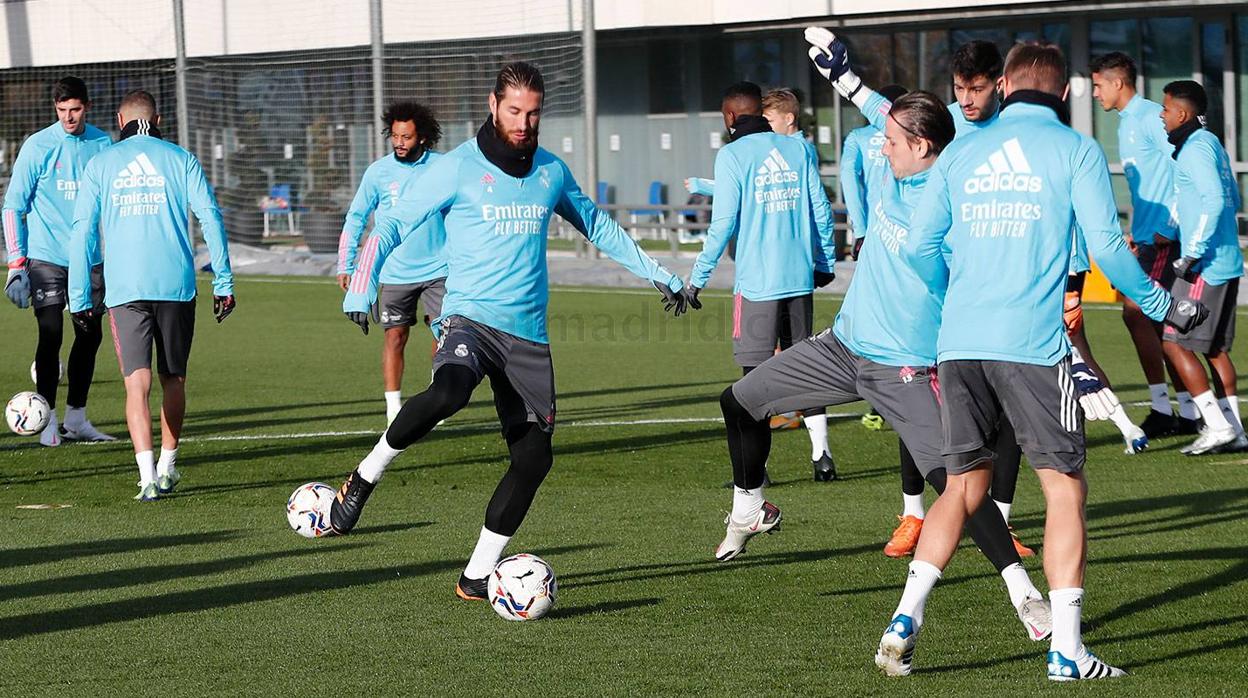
[900, 440, 924, 496]
[990, 420, 1022, 505]
[66, 311, 103, 408]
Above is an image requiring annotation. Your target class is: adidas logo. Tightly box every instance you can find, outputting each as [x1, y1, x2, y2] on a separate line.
[964, 138, 1042, 195]
[112, 153, 166, 189]
[754, 147, 799, 187]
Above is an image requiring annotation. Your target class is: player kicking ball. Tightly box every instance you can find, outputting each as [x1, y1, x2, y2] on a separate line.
[332, 62, 696, 601]
[337, 101, 448, 425]
[713, 55, 1053, 641]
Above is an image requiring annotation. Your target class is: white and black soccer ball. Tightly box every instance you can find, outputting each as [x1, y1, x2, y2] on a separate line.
[488, 553, 557, 621]
[29, 360, 64, 385]
[286, 482, 337, 538]
[6, 391, 52, 436]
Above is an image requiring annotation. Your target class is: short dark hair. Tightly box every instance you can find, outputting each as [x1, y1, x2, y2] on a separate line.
[381, 100, 441, 147]
[1004, 41, 1066, 95]
[889, 91, 956, 156]
[878, 84, 909, 103]
[951, 40, 1004, 82]
[723, 81, 763, 102]
[1089, 52, 1137, 85]
[118, 89, 158, 117]
[52, 76, 89, 104]
[494, 62, 545, 101]
[1164, 80, 1208, 116]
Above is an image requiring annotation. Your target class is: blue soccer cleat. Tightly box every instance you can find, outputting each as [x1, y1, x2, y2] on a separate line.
[875, 614, 919, 677]
[1047, 649, 1126, 681]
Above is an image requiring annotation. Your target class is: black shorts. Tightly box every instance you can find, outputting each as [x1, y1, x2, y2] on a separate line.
[939, 358, 1085, 475]
[28, 259, 104, 311]
[108, 300, 197, 377]
[432, 315, 555, 433]
[1136, 240, 1180, 290]
[732, 293, 814, 367]
[378, 278, 446, 329]
[1163, 275, 1238, 354]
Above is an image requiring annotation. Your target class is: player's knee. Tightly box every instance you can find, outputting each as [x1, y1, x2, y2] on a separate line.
[427, 365, 475, 414]
[34, 306, 63, 337]
[720, 385, 746, 420]
[384, 326, 410, 351]
[924, 468, 948, 494]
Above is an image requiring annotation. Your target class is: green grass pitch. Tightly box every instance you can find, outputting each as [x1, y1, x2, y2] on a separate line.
[2, 276, 1246, 695]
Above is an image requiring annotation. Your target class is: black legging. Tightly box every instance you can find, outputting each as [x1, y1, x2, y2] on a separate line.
[34, 305, 102, 409]
[990, 419, 1022, 506]
[899, 440, 925, 497]
[723, 386, 1020, 572]
[385, 364, 553, 537]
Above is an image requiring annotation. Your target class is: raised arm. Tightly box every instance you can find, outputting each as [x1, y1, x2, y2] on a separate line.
[689, 150, 742, 290]
[68, 162, 103, 314]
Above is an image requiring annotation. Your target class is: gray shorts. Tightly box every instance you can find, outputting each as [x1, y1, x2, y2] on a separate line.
[378, 278, 446, 329]
[432, 315, 555, 433]
[1163, 275, 1237, 354]
[938, 358, 1085, 475]
[1136, 240, 1180, 289]
[732, 292, 814, 367]
[731, 328, 945, 476]
[28, 259, 104, 311]
[108, 300, 196, 377]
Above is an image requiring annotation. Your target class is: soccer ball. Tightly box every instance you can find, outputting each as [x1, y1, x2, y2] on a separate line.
[29, 360, 64, 385]
[286, 482, 337, 538]
[6, 391, 52, 436]
[488, 553, 557, 621]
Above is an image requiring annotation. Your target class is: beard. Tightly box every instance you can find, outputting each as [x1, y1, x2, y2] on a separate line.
[394, 145, 423, 162]
[493, 116, 538, 150]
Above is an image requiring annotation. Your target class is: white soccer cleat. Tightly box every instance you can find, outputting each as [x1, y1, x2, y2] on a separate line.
[1047, 648, 1126, 681]
[61, 418, 117, 442]
[1182, 425, 1237, 455]
[156, 466, 182, 494]
[134, 482, 159, 502]
[39, 411, 61, 447]
[1121, 424, 1149, 454]
[1017, 597, 1052, 641]
[714, 501, 781, 561]
[875, 614, 919, 677]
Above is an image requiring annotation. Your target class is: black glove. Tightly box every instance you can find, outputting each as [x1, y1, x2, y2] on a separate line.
[814, 270, 836, 288]
[1164, 298, 1210, 334]
[213, 294, 236, 323]
[347, 311, 370, 335]
[655, 281, 696, 317]
[1172, 256, 1199, 281]
[852, 236, 865, 261]
[688, 285, 702, 310]
[71, 309, 95, 332]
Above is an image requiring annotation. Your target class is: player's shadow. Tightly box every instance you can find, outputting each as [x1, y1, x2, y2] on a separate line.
[0, 542, 603, 641]
[1087, 546, 1248, 629]
[0, 530, 241, 570]
[558, 379, 726, 401]
[545, 597, 661, 620]
[1008, 487, 1248, 543]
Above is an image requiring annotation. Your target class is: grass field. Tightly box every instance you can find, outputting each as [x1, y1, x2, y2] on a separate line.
[2, 275, 1247, 696]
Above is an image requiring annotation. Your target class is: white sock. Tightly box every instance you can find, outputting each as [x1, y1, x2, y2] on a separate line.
[1148, 383, 1172, 415]
[1048, 587, 1085, 658]
[64, 405, 86, 428]
[157, 447, 178, 477]
[1194, 390, 1232, 431]
[804, 413, 829, 460]
[892, 560, 942, 626]
[731, 486, 764, 523]
[385, 391, 402, 426]
[463, 526, 511, 579]
[1177, 391, 1200, 420]
[995, 499, 1012, 524]
[1218, 396, 1243, 436]
[357, 435, 403, 484]
[135, 450, 156, 486]
[902, 493, 925, 519]
[1001, 562, 1042, 609]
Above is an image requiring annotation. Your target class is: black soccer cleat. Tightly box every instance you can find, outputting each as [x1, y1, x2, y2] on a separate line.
[455, 573, 489, 601]
[1174, 416, 1204, 436]
[813, 454, 838, 482]
[1138, 409, 1179, 439]
[329, 469, 376, 535]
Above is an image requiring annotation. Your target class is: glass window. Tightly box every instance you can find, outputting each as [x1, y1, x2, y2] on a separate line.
[1238, 15, 1248, 158]
[733, 38, 783, 88]
[920, 30, 951, 99]
[1200, 22, 1226, 140]
[1043, 23, 1071, 61]
[1142, 17, 1193, 102]
[699, 38, 732, 112]
[648, 41, 685, 114]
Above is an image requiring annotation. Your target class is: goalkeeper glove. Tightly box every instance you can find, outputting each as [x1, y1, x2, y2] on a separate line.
[804, 27, 863, 102]
[814, 270, 836, 288]
[1070, 355, 1118, 421]
[1063, 289, 1083, 334]
[1164, 297, 1209, 334]
[1172, 256, 1199, 281]
[213, 294, 236, 323]
[5, 267, 30, 309]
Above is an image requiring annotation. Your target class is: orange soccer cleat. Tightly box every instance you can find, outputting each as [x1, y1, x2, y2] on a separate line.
[884, 515, 924, 558]
[770, 411, 803, 430]
[1009, 527, 1036, 557]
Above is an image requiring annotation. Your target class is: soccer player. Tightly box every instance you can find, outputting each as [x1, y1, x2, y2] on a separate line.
[1090, 52, 1199, 437]
[68, 90, 235, 501]
[1158, 80, 1246, 454]
[686, 82, 838, 482]
[858, 41, 1204, 680]
[948, 40, 1003, 136]
[711, 64, 1054, 641]
[3, 76, 114, 446]
[337, 101, 448, 425]
[333, 62, 695, 601]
